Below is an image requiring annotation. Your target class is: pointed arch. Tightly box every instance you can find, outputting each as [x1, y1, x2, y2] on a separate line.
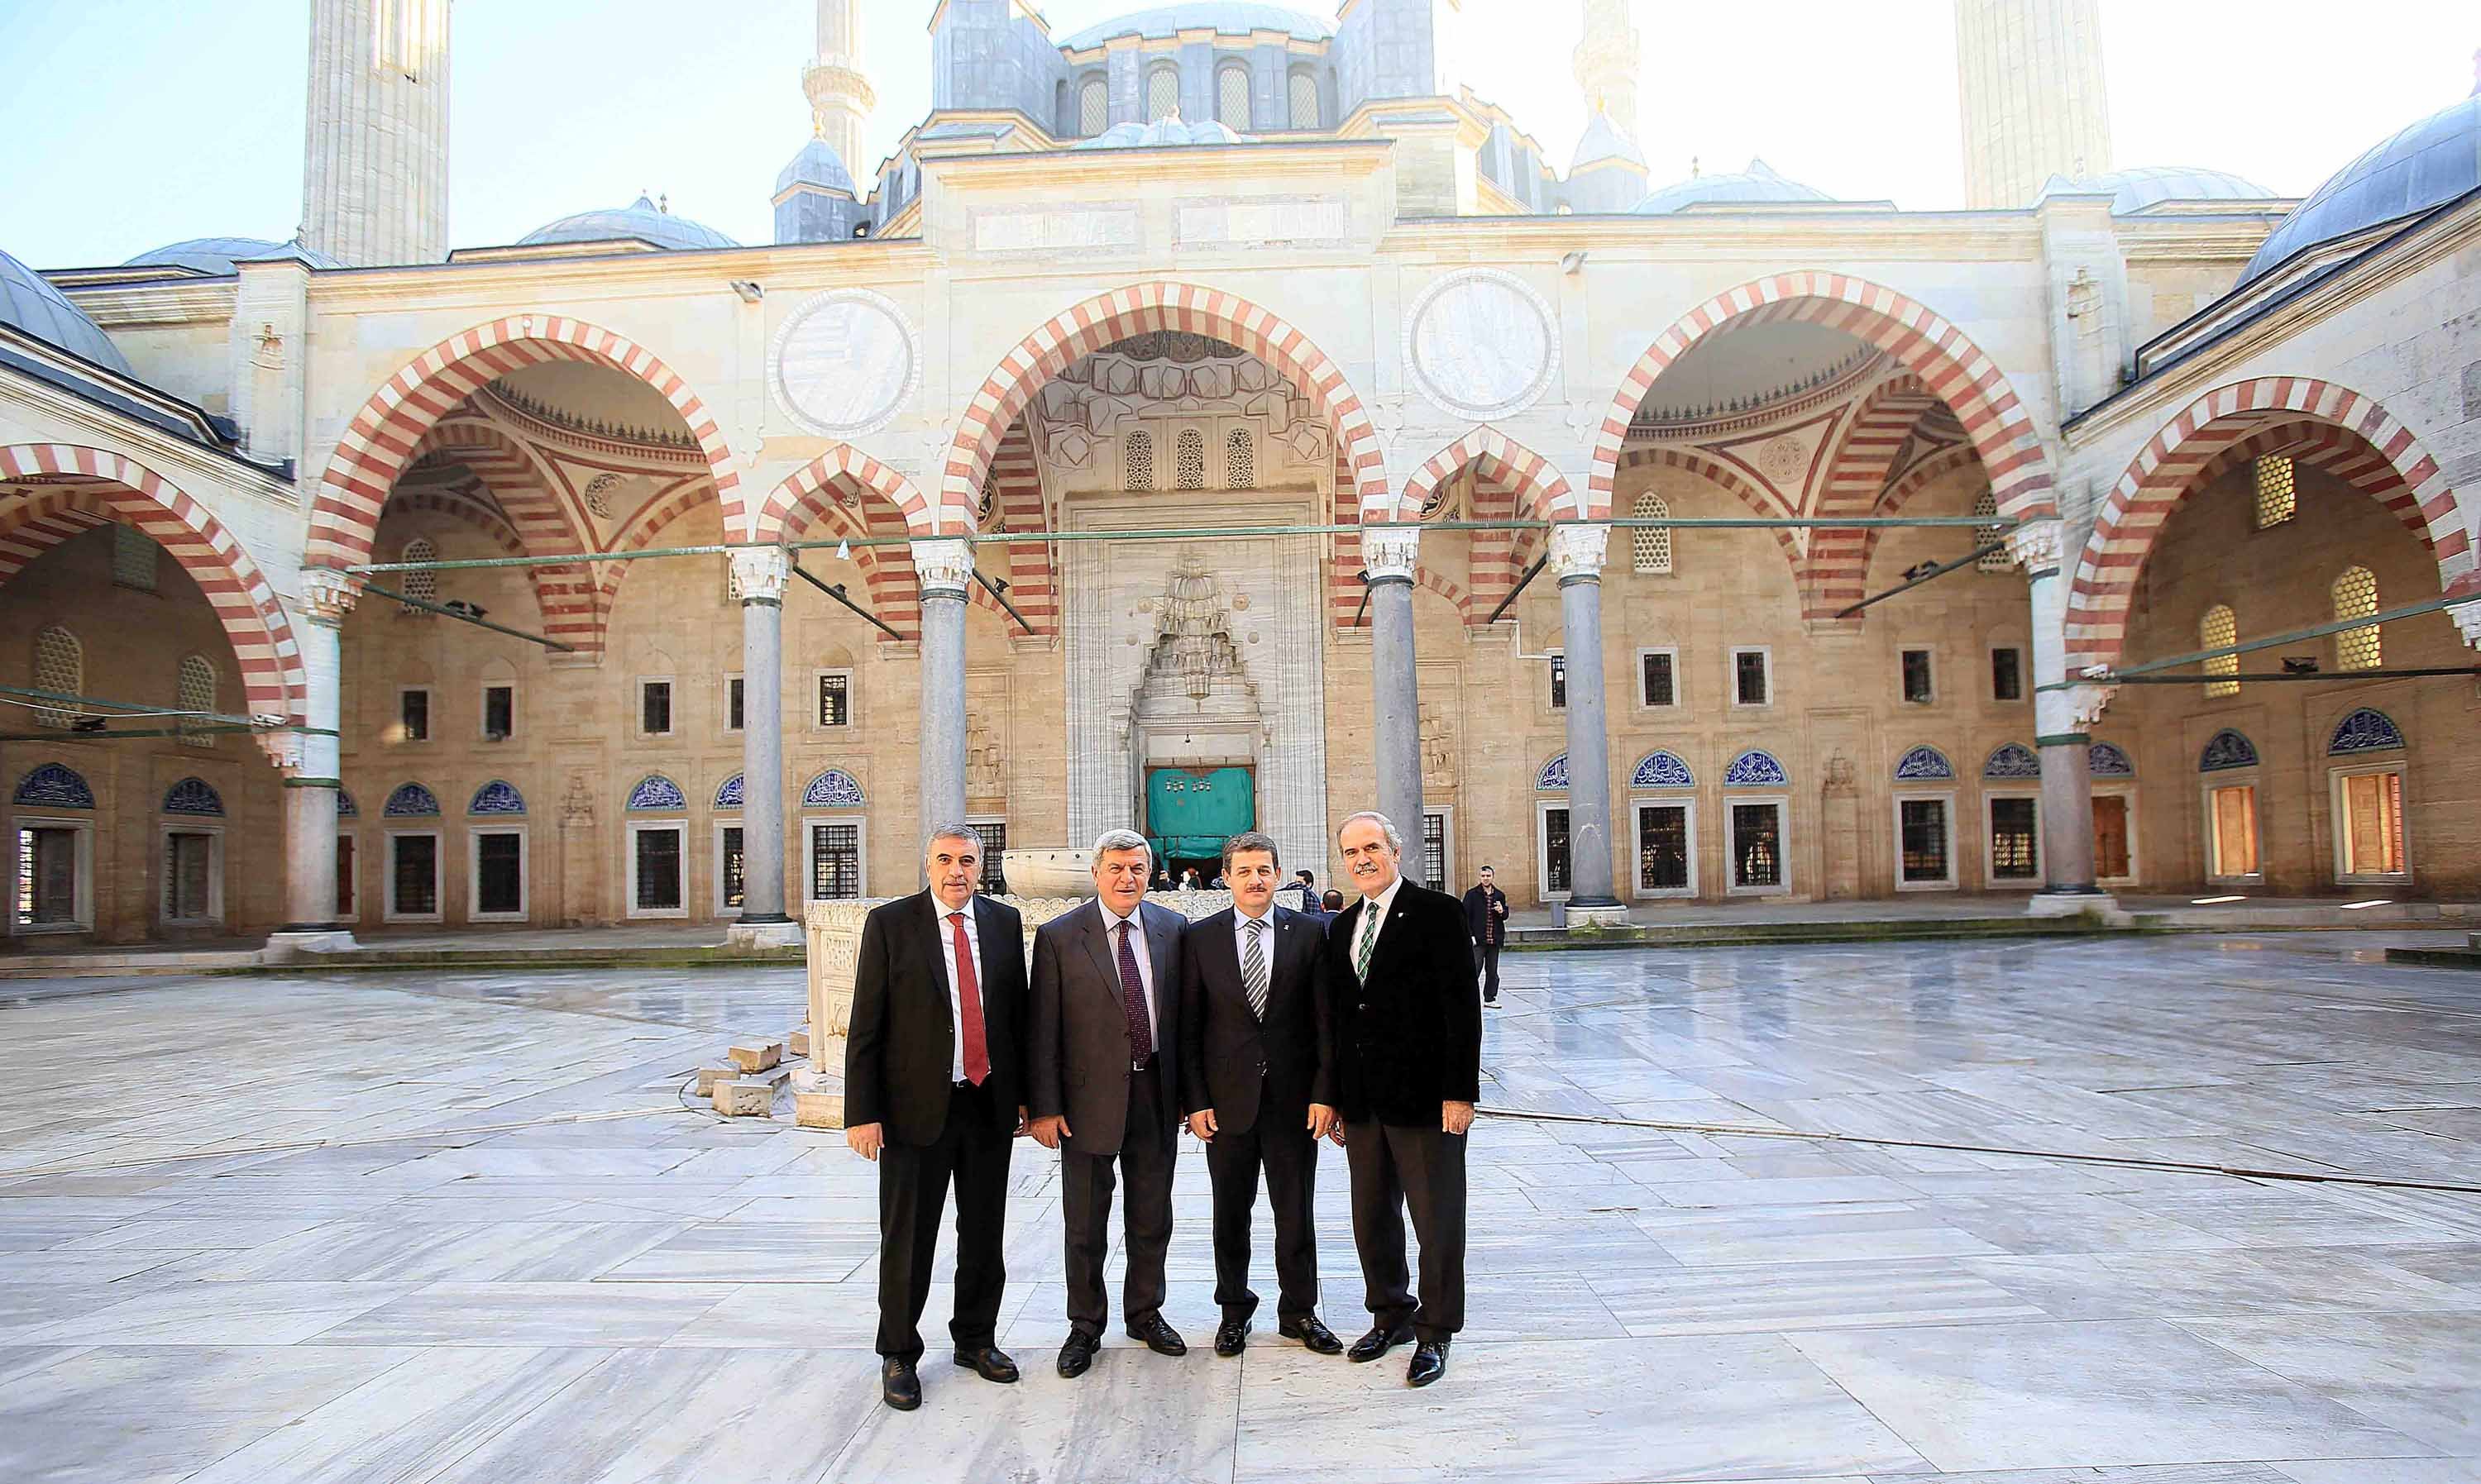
[1856, 443, 1987, 583]
[1400, 427, 1575, 526]
[2066, 376, 2468, 667]
[308, 315, 740, 570]
[378, 484, 564, 640]
[1615, 446, 1805, 597]
[0, 446, 304, 721]
[1590, 274, 2056, 524]
[1806, 375, 1940, 613]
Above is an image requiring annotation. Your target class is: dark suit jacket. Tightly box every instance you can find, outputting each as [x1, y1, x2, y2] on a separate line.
[1178, 904, 1333, 1137]
[1327, 880, 1482, 1126]
[843, 890, 1028, 1146]
[1028, 897, 1187, 1157]
[1462, 885, 1510, 945]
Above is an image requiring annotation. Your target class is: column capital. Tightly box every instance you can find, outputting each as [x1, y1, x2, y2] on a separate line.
[2454, 593, 2481, 650]
[729, 546, 790, 603]
[256, 730, 309, 775]
[1546, 523, 1610, 583]
[1362, 527, 1419, 582]
[2005, 518, 2064, 576]
[2068, 681, 2118, 728]
[299, 568, 361, 625]
[910, 537, 973, 597]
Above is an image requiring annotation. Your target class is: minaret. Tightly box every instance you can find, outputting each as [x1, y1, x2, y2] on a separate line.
[300, 0, 452, 266]
[1954, 0, 2114, 208]
[804, 0, 875, 181]
[1572, 0, 1640, 141]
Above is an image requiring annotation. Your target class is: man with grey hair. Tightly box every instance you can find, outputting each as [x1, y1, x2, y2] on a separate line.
[1028, 827, 1191, 1377]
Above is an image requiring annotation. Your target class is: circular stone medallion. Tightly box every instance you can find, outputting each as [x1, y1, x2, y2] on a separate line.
[769, 289, 920, 437]
[1405, 269, 1558, 422]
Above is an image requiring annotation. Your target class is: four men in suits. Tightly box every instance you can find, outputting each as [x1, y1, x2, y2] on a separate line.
[1178, 831, 1344, 1358]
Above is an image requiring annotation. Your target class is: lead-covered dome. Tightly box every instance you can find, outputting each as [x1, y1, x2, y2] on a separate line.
[776, 137, 858, 198]
[1059, 3, 1332, 49]
[1570, 112, 1646, 173]
[2042, 165, 2276, 215]
[2242, 95, 2479, 284]
[1074, 115, 1251, 150]
[1634, 158, 1831, 214]
[123, 236, 343, 274]
[0, 246, 134, 375]
[519, 195, 739, 252]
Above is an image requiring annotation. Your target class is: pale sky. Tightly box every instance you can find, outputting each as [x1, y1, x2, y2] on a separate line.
[0, 0, 2472, 267]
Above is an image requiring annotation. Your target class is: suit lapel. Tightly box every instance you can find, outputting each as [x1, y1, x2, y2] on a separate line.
[969, 895, 1004, 1017]
[1078, 900, 1120, 995]
[1142, 902, 1177, 1023]
[1207, 909, 1251, 1022]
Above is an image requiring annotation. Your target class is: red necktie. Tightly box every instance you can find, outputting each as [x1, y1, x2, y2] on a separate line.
[949, 911, 989, 1085]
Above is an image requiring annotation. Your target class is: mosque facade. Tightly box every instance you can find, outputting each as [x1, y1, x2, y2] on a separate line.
[2, 0, 2478, 947]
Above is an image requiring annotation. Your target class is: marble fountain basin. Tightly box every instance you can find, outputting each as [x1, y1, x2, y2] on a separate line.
[1000, 848, 1098, 899]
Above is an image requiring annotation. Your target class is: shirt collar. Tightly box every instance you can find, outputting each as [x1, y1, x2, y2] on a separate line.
[935, 892, 977, 920]
[1101, 901, 1142, 933]
[1360, 876, 1403, 923]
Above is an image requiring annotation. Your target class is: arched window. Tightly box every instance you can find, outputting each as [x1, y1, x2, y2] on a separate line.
[1054, 79, 1071, 136]
[1631, 490, 1672, 574]
[32, 626, 82, 729]
[1175, 427, 1207, 489]
[1288, 69, 1319, 129]
[1124, 429, 1155, 491]
[1147, 63, 1179, 121]
[1226, 427, 1255, 489]
[177, 655, 217, 749]
[2201, 604, 2238, 698]
[2254, 454, 2296, 528]
[2332, 565, 2380, 670]
[1078, 75, 1108, 136]
[1217, 62, 1251, 131]
[1972, 489, 2010, 571]
[399, 537, 437, 604]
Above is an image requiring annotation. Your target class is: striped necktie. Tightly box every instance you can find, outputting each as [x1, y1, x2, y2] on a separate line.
[1242, 918, 1269, 1020]
[1354, 900, 1380, 982]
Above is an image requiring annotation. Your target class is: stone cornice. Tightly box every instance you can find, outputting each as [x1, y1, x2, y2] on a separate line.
[927, 137, 1390, 193]
[284, 237, 935, 313]
[59, 279, 240, 327]
[0, 357, 293, 502]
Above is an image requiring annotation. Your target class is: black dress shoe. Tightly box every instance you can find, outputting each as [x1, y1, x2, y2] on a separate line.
[1346, 1323, 1414, 1362]
[1057, 1331, 1099, 1378]
[1407, 1337, 1451, 1387]
[951, 1344, 1019, 1383]
[1127, 1313, 1188, 1357]
[881, 1357, 921, 1410]
[1278, 1315, 1344, 1355]
[1212, 1317, 1250, 1358]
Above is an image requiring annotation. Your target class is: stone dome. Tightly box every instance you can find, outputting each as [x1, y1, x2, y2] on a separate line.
[0, 246, 134, 375]
[518, 195, 739, 252]
[2041, 165, 2277, 215]
[2242, 95, 2479, 284]
[776, 136, 858, 198]
[123, 236, 344, 275]
[1059, 2, 1332, 50]
[1073, 114, 1252, 150]
[1634, 158, 1832, 214]
[1570, 112, 1646, 173]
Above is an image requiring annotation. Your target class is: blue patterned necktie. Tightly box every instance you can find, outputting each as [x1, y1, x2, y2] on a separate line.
[1115, 920, 1154, 1061]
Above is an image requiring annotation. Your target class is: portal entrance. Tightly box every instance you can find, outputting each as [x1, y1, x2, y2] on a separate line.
[1147, 765, 1255, 881]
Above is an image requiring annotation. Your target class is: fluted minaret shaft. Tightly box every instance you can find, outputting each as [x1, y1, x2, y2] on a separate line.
[1955, 0, 2113, 208]
[1571, 0, 1640, 140]
[300, 0, 452, 266]
[805, 0, 875, 179]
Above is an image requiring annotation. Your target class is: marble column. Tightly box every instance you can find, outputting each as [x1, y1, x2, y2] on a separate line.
[265, 570, 357, 956]
[913, 538, 973, 848]
[729, 547, 798, 947]
[1550, 524, 1625, 919]
[1363, 527, 1424, 841]
[2014, 518, 2113, 915]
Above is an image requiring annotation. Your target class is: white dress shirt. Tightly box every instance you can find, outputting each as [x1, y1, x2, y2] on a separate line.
[1232, 904, 1278, 1004]
[1353, 876, 1404, 968]
[936, 894, 981, 1083]
[1099, 903, 1161, 1047]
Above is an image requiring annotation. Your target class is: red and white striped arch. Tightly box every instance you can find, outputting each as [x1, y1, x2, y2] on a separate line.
[377, 485, 570, 641]
[1805, 375, 1940, 616]
[980, 419, 1055, 635]
[403, 419, 605, 654]
[1402, 428, 1575, 527]
[1590, 274, 2055, 524]
[1616, 446, 1805, 598]
[0, 488, 115, 583]
[1856, 443, 1987, 580]
[308, 316, 739, 570]
[2067, 376, 2470, 667]
[0, 446, 305, 720]
[751, 444, 1006, 640]
[940, 282, 1389, 533]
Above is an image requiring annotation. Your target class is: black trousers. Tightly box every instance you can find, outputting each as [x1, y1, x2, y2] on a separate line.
[1344, 1119, 1467, 1343]
[1472, 940, 1503, 1000]
[1060, 1061, 1178, 1338]
[1204, 1098, 1321, 1324]
[875, 1081, 1012, 1362]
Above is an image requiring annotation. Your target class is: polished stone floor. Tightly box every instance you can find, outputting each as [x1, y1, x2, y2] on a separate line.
[2, 933, 2477, 1483]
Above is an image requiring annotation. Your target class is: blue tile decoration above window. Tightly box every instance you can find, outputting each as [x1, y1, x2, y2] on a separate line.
[2327, 707, 2405, 756]
[1534, 752, 1569, 791]
[1982, 742, 2042, 780]
[468, 780, 526, 816]
[336, 787, 358, 817]
[802, 768, 866, 809]
[628, 775, 688, 811]
[13, 762, 95, 809]
[715, 772, 744, 809]
[1630, 750, 1694, 790]
[161, 776, 225, 817]
[2088, 742, 2134, 779]
[1724, 750, 1787, 787]
[2198, 728, 2259, 773]
[1894, 745, 1954, 782]
[383, 781, 441, 817]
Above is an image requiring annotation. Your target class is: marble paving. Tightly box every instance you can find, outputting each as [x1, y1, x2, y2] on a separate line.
[1, 933, 2477, 1482]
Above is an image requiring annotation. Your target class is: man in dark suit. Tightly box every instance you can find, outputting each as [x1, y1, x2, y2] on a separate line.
[1028, 828, 1190, 1377]
[1462, 865, 1510, 1004]
[844, 824, 1029, 1411]
[1178, 831, 1345, 1358]
[1327, 809, 1482, 1387]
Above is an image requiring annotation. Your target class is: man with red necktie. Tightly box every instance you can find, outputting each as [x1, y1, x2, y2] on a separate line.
[845, 824, 1030, 1412]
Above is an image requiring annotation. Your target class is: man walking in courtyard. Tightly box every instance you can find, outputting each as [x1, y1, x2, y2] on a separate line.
[1328, 810, 1482, 1386]
[844, 825, 1030, 1411]
[1462, 865, 1510, 1004]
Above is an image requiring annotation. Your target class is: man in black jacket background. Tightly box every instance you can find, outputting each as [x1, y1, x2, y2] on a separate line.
[1327, 809, 1483, 1387]
[1461, 865, 1510, 1004]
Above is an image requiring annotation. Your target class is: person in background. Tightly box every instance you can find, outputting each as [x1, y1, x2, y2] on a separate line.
[1461, 865, 1510, 1006]
[1321, 889, 1345, 914]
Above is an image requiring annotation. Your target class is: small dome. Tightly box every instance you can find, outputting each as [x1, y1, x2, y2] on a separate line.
[776, 136, 857, 198]
[2041, 165, 2277, 215]
[1570, 112, 1645, 174]
[1059, 2, 1331, 50]
[1634, 158, 1832, 214]
[2242, 95, 2479, 284]
[0, 246, 134, 375]
[518, 195, 740, 252]
[1073, 114, 1252, 150]
[123, 236, 343, 275]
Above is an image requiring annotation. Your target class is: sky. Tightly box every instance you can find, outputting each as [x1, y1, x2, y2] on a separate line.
[0, 0, 2473, 267]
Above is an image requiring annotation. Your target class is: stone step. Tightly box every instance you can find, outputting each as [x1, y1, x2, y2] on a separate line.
[727, 1041, 784, 1074]
[712, 1064, 793, 1117]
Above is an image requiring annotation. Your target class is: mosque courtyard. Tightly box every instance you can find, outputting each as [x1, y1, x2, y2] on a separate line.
[1, 934, 2478, 1484]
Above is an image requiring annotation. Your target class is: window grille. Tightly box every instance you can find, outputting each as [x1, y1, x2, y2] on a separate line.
[1175, 427, 1207, 489]
[2201, 604, 2239, 697]
[1631, 491, 1671, 573]
[399, 538, 438, 604]
[1147, 64, 1178, 120]
[2333, 566, 2380, 670]
[1217, 64, 1250, 131]
[1972, 489, 2010, 570]
[31, 626, 81, 729]
[1078, 78, 1108, 136]
[1226, 428, 1255, 489]
[1288, 70, 1318, 128]
[177, 655, 216, 748]
[1124, 430, 1154, 491]
[111, 525, 157, 590]
[2254, 455, 2296, 528]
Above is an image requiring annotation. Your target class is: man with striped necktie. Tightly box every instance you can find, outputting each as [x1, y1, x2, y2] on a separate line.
[1178, 831, 1344, 1359]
